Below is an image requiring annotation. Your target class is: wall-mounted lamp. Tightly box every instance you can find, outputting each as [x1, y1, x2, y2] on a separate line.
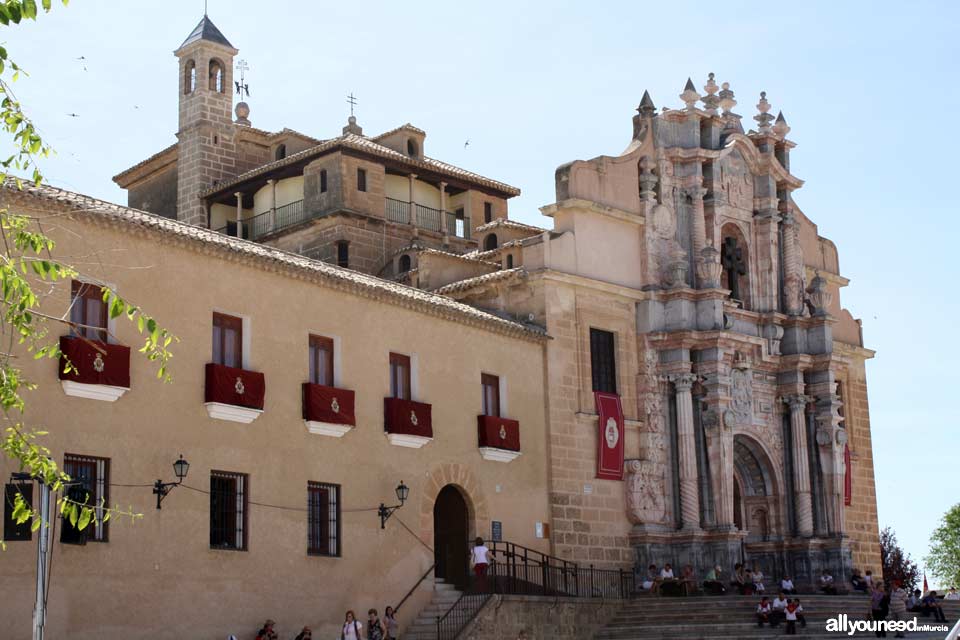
[378, 481, 409, 529]
[152, 455, 189, 510]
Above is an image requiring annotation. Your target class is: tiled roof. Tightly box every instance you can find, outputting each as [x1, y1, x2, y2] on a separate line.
[201, 133, 520, 197]
[372, 123, 427, 140]
[179, 15, 234, 49]
[474, 218, 546, 234]
[434, 268, 527, 295]
[112, 143, 178, 184]
[1, 179, 546, 342]
[417, 248, 500, 268]
[462, 239, 524, 261]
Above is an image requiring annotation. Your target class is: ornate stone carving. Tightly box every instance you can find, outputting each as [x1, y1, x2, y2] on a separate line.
[806, 272, 832, 316]
[730, 368, 753, 424]
[639, 156, 658, 202]
[670, 372, 697, 392]
[754, 91, 775, 133]
[650, 204, 676, 239]
[625, 459, 667, 524]
[696, 244, 722, 289]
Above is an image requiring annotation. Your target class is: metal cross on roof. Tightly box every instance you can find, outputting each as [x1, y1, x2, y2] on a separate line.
[347, 92, 358, 117]
[235, 59, 250, 98]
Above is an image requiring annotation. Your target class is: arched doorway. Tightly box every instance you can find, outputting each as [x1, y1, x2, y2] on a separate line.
[434, 485, 469, 589]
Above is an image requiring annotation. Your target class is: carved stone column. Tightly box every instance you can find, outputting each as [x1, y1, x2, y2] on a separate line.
[753, 209, 781, 312]
[783, 394, 814, 537]
[685, 186, 709, 288]
[408, 173, 418, 226]
[809, 372, 846, 535]
[671, 373, 700, 530]
[234, 192, 243, 238]
[781, 211, 804, 315]
[267, 178, 277, 232]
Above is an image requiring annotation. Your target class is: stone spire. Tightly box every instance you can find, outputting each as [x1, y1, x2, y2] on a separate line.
[679, 78, 700, 111]
[754, 91, 775, 133]
[701, 72, 720, 116]
[637, 90, 657, 118]
[718, 82, 743, 135]
[342, 115, 363, 136]
[773, 110, 791, 137]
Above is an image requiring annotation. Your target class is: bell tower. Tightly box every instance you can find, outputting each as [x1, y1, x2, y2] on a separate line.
[174, 15, 238, 226]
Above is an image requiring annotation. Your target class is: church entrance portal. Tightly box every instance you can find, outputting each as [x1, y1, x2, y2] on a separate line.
[434, 485, 469, 589]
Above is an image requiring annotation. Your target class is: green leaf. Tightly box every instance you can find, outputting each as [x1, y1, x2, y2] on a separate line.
[77, 508, 91, 531]
[23, 0, 37, 20]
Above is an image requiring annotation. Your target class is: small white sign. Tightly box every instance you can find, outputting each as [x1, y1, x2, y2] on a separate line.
[535, 522, 544, 538]
[583, 483, 594, 495]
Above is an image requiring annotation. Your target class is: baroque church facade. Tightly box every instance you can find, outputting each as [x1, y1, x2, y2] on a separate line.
[0, 15, 879, 639]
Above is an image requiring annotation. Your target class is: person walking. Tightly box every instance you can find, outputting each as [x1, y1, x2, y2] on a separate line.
[366, 609, 387, 640]
[870, 583, 888, 638]
[341, 610, 362, 640]
[383, 606, 399, 640]
[888, 582, 908, 638]
[470, 537, 492, 591]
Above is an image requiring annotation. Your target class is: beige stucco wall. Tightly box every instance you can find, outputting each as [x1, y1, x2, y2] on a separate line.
[252, 175, 304, 213]
[0, 197, 550, 640]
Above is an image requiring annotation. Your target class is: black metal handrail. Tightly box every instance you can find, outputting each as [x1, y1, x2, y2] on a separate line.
[435, 580, 493, 640]
[212, 199, 307, 241]
[385, 197, 411, 225]
[394, 563, 436, 614]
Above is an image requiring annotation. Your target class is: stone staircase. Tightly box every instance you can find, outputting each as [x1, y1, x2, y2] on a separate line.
[593, 594, 960, 640]
[402, 579, 464, 640]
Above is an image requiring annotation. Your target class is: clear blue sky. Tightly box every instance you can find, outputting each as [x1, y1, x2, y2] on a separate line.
[4, 1, 957, 585]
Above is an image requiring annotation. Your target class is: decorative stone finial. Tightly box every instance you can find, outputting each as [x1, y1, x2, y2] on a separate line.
[342, 114, 363, 136]
[680, 78, 700, 110]
[234, 101, 251, 127]
[773, 110, 790, 137]
[754, 91, 775, 133]
[638, 156, 657, 202]
[637, 90, 657, 118]
[718, 82, 737, 114]
[701, 73, 720, 116]
[806, 271, 832, 316]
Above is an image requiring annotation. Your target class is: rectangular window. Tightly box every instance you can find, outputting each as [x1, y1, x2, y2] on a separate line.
[455, 208, 465, 237]
[4, 482, 32, 542]
[357, 168, 367, 192]
[590, 328, 617, 394]
[389, 352, 411, 400]
[484, 202, 493, 223]
[320, 169, 328, 193]
[307, 481, 340, 556]
[481, 373, 500, 417]
[309, 335, 334, 386]
[210, 471, 247, 551]
[70, 280, 108, 342]
[61, 453, 109, 544]
[336, 241, 349, 268]
[212, 312, 243, 368]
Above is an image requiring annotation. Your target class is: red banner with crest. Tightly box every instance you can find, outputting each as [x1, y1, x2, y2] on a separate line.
[595, 392, 625, 481]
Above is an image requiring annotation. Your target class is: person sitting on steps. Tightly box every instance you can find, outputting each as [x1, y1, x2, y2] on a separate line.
[659, 563, 680, 596]
[756, 596, 774, 627]
[793, 598, 808, 628]
[820, 570, 838, 595]
[642, 564, 660, 593]
[781, 575, 797, 595]
[771, 591, 788, 626]
[680, 564, 697, 596]
[703, 564, 726, 595]
[752, 567, 766, 594]
[851, 568, 868, 592]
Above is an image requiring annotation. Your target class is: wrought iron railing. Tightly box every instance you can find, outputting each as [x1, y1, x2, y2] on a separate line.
[386, 198, 411, 225]
[415, 203, 443, 233]
[394, 563, 436, 614]
[213, 199, 306, 241]
[445, 211, 470, 239]
[435, 542, 634, 639]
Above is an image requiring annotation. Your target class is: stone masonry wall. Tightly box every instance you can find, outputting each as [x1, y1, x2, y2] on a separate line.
[839, 350, 882, 573]
[459, 595, 616, 640]
[544, 279, 640, 569]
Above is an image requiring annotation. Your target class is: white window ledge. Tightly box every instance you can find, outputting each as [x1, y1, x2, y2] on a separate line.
[205, 402, 263, 424]
[304, 420, 353, 438]
[479, 447, 522, 463]
[60, 380, 129, 403]
[386, 433, 432, 449]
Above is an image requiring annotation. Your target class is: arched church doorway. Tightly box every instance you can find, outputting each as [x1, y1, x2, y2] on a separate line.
[434, 485, 469, 589]
[732, 435, 778, 543]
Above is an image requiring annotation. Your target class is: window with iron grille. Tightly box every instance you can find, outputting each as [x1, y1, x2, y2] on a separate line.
[309, 335, 334, 386]
[307, 482, 340, 556]
[210, 471, 247, 551]
[481, 373, 500, 417]
[212, 312, 243, 368]
[4, 482, 33, 542]
[70, 280, 108, 342]
[61, 453, 109, 544]
[590, 328, 617, 394]
[389, 352, 411, 400]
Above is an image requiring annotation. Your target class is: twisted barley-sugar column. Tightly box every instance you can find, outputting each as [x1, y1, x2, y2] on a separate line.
[783, 394, 814, 536]
[672, 373, 701, 530]
[686, 186, 708, 287]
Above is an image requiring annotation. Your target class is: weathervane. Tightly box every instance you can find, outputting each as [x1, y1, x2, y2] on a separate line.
[235, 60, 250, 98]
[347, 92, 358, 117]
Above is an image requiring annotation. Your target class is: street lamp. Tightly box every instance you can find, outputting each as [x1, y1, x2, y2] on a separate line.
[378, 481, 409, 529]
[152, 454, 189, 509]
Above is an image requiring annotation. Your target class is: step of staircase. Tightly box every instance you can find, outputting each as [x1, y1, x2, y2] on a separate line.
[402, 580, 465, 640]
[592, 595, 959, 640]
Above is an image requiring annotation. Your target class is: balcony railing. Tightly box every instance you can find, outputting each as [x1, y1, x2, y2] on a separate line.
[385, 198, 411, 225]
[214, 199, 307, 241]
[385, 198, 470, 239]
